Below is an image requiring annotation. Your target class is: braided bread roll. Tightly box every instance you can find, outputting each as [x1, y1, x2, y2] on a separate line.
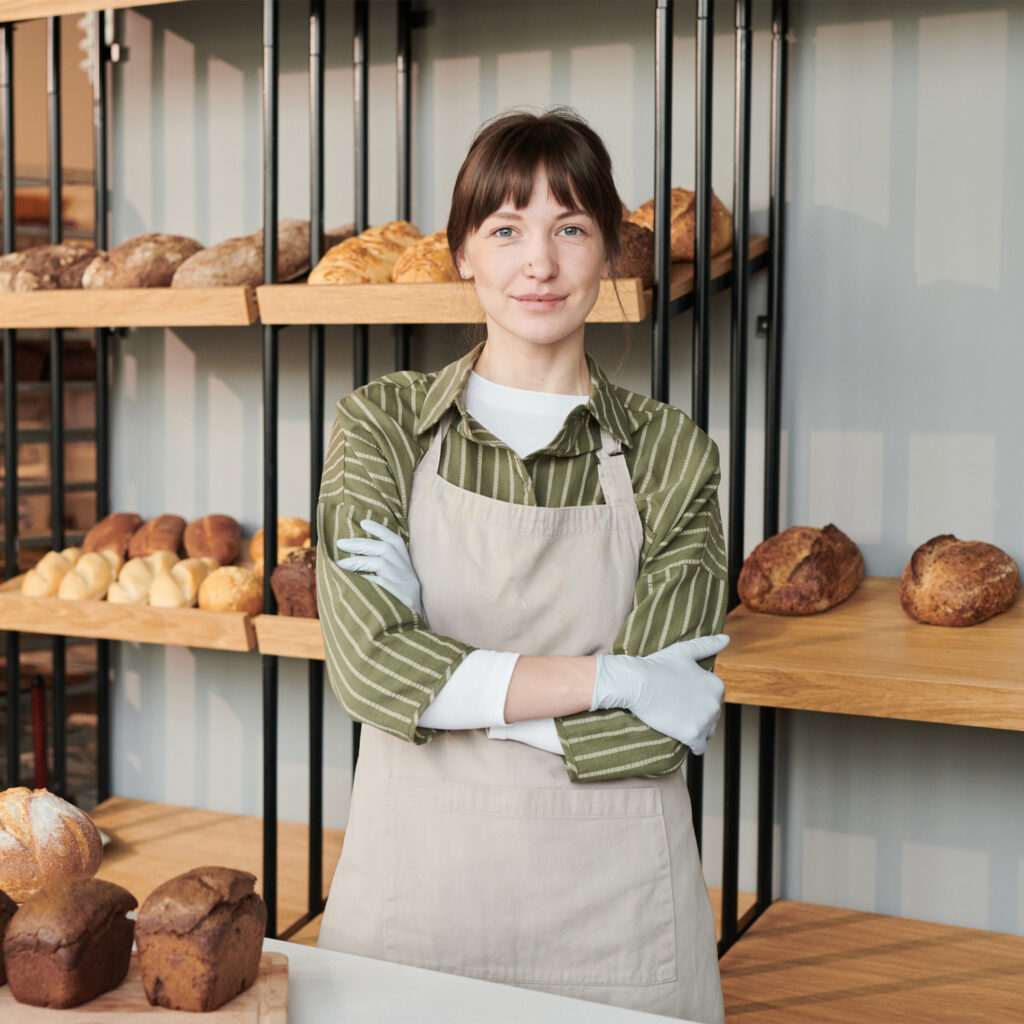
[106, 552, 180, 606]
[21, 547, 82, 597]
[57, 551, 114, 601]
[149, 557, 217, 609]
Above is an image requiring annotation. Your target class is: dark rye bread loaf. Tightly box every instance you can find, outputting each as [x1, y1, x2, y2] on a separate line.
[3, 878, 136, 1008]
[900, 534, 1020, 626]
[136, 866, 267, 1012]
[0, 889, 16, 986]
[0, 243, 99, 292]
[738, 523, 864, 615]
[271, 546, 317, 618]
[606, 220, 655, 287]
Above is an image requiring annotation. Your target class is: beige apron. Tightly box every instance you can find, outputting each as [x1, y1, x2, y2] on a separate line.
[319, 411, 724, 1022]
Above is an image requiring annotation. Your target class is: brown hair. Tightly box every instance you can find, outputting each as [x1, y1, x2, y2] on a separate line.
[447, 109, 622, 269]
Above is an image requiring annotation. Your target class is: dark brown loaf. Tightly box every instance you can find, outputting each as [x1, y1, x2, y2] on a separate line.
[81, 512, 143, 556]
[0, 244, 100, 292]
[183, 514, 242, 565]
[3, 877, 136, 1008]
[0, 888, 16, 985]
[899, 535, 1020, 626]
[136, 866, 267, 1012]
[738, 524, 864, 615]
[81, 233, 203, 288]
[127, 514, 186, 558]
[607, 220, 655, 287]
[271, 547, 318, 618]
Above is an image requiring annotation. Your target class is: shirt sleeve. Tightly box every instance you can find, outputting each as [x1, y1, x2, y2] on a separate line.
[555, 433, 728, 783]
[317, 392, 475, 743]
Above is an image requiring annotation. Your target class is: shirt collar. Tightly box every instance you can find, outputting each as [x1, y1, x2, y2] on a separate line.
[414, 342, 643, 451]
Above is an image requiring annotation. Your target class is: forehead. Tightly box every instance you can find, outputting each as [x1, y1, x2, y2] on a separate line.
[486, 168, 586, 216]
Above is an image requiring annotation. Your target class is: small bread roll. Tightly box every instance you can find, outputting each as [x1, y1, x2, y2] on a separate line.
[628, 187, 732, 262]
[128, 514, 186, 558]
[81, 512, 143, 557]
[96, 548, 124, 577]
[57, 551, 113, 601]
[250, 517, 310, 565]
[143, 550, 179, 576]
[107, 557, 156, 606]
[184, 514, 241, 565]
[150, 557, 214, 609]
[391, 231, 460, 283]
[21, 549, 78, 597]
[198, 566, 262, 615]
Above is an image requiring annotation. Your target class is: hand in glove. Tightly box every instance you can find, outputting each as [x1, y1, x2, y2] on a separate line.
[335, 519, 425, 619]
[591, 634, 730, 755]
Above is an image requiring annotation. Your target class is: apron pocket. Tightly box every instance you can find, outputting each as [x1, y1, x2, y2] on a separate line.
[382, 775, 677, 988]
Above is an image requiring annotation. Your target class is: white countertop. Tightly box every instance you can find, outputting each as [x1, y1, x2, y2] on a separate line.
[263, 940, 690, 1023]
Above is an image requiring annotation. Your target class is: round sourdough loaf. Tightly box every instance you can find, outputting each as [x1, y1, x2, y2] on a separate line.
[0, 788, 103, 903]
[899, 534, 1019, 626]
[198, 566, 263, 615]
[738, 523, 864, 615]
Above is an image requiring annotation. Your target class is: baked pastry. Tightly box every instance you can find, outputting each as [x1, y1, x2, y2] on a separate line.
[3, 877, 136, 1008]
[81, 233, 203, 288]
[628, 187, 732, 261]
[127, 514, 186, 558]
[0, 888, 15, 985]
[20, 547, 81, 597]
[136, 866, 266, 1012]
[361, 219, 422, 248]
[309, 220, 422, 284]
[0, 244, 99, 292]
[198, 566, 262, 615]
[271, 547, 318, 618]
[149, 557, 218, 609]
[107, 551, 179, 606]
[900, 535, 1020, 626]
[81, 511, 143, 557]
[738, 524, 864, 615]
[251, 516, 310, 575]
[56, 551, 114, 601]
[171, 218, 355, 287]
[606, 220, 655, 287]
[0, 787, 103, 902]
[184, 514, 242, 565]
[391, 230, 460, 282]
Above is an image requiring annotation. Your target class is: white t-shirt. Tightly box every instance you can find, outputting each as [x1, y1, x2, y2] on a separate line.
[417, 372, 589, 753]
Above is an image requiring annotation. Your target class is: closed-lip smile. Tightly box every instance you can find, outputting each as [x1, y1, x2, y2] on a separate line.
[514, 293, 567, 306]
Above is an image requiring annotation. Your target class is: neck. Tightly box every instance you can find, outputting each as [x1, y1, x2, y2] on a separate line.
[473, 334, 590, 396]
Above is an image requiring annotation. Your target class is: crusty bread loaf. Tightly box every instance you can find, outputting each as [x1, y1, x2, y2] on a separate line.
[198, 566, 262, 615]
[271, 547, 318, 618]
[81, 511, 143, 557]
[628, 187, 732, 262]
[81, 233, 203, 288]
[309, 220, 422, 284]
[0, 788, 103, 903]
[184, 514, 241, 565]
[391, 230, 460, 283]
[361, 220, 422, 248]
[606, 220, 655, 287]
[738, 524, 864, 615]
[127, 514, 186, 558]
[0, 887, 16, 985]
[56, 551, 113, 601]
[250, 516, 310, 576]
[149, 557, 218, 609]
[3, 877, 136, 1008]
[0, 244, 100, 292]
[171, 219, 355, 287]
[899, 535, 1020, 626]
[21, 548, 81, 597]
[136, 866, 266, 1012]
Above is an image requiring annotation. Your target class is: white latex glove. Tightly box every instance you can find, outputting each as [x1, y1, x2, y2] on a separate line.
[591, 634, 730, 755]
[335, 519, 425, 619]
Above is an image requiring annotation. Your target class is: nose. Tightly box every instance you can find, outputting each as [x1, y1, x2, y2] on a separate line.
[524, 235, 557, 280]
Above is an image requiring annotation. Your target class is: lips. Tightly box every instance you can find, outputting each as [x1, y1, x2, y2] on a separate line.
[514, 293, 567, 310]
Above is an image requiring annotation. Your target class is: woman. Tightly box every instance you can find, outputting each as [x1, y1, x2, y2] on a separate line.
[316, 109, 729, 1022]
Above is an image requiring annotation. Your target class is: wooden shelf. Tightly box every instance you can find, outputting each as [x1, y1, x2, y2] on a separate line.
[0, 0, 189, 20]
[256, 235, 769, 326]
[91, 797, 344, 938]
[254, 614, 324, 660]
[718, 577, 1024, 732]
[0, 577, 255, 652]
[719, 899, 1024, 1022]
[0, 286, 257, 328]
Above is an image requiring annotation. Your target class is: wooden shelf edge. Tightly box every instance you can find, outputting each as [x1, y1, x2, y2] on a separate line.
[254, 614, 325, 660]
[0, 0, 189, 22]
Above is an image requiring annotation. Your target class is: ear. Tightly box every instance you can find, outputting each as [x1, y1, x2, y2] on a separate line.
[456, 251, 473, 281]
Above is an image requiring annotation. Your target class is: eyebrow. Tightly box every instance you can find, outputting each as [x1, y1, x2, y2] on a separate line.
[487, 207, 587, 221]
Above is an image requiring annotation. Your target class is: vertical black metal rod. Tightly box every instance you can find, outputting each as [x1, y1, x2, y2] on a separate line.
[757, 0, 788, 916]
[721, 0, 752, 954]
[651, 0, 672, 404]
[394, 0, 412, 370]
[307, 0, 326, 921]
[1, 22, 19, 790]
[262, 0, 280, 939]
[93, 11, 112, 803]
[47, 16, 66, 798]
[351, 0, 370, 770]
[692, 0, 713, 430]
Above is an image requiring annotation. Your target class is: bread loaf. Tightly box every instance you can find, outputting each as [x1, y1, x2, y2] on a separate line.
[628, 188, 732, 262]
[606, 220, 655, 287]
[198, 566, 262, 615]
[737, 524, 864, 615]
[81, 233, 203, 288]
[171, 218, 355, 287]
[81, 511, 143, 557]
[0, 244, 99, 292]
[3, 877, 136, 1008]
[106, 552, 179, 605]
[184, 514, 241, 565]
[127, 514, 186, 558]
[21, 548, 80, 597]
[56, 551, 113, 601]
[271, 547, 318, 618]
[250, 516, 310, 576]
[0, 888, 15, 985]
[136, 866, 266, 1012]
[391, 230, 461, 282]
[0, 788, 103, 903]
[899, 535, 1020, 626]
[149, 557, 218, 609]
[309, 220, 422, 284]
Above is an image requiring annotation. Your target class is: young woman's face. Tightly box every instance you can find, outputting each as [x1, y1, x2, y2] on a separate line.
[458, 167, 608, 355]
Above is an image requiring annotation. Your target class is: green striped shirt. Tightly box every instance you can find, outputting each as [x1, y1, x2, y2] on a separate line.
[317, 342, 727, 782]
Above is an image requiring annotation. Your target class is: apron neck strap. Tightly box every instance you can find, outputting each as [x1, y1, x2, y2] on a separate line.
[418, 409, 455, 476]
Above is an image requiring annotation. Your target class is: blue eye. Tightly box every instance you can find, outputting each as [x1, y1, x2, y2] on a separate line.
[495, 226, 515, 238]
[561, 225, 583, 237]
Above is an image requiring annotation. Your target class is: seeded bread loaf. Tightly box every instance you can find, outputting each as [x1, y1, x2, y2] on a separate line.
[738, 524, 864, 615]
[309, 220, 421, 284]
[628, 187, 732, 262]
[3, 878, 136, 1008]
[899, 535, 1020, 626]
[198, 566, 262, 615]
[136, 866, 267, 1012]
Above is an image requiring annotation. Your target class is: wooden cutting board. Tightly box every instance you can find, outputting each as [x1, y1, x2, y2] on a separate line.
[0, 951, 287, 1021]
